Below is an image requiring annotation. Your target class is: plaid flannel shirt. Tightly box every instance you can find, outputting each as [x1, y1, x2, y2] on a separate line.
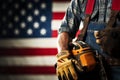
[59, 0, 112, 38]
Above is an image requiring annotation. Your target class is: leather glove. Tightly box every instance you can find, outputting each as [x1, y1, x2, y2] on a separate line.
[56, 50, 83, 80]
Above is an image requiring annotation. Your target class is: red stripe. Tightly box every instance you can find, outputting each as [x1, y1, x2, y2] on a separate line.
[0, 48, 57, 56]
[53, 12, 65, 19]
[0, 66, 56, 75]
[52, 30, 58, 37]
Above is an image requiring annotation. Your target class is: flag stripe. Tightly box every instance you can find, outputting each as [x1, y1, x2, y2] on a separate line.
[0, 56, 56, 66]
[53, 12, 65, 19]
[51, 20, 62, 37]
[52, 20, 62, 30]
[0, 38, 57, 48]
[53, 2, 69, 12]
[52, 30, 58, 37]
[0, 48, 57, 56]
[0, 75, 57, 80]
[0, 66, 56, 74]
[0, 0, 69, 79]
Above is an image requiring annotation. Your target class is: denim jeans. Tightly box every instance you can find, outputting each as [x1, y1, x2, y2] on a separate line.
[84, 22, 120, 80]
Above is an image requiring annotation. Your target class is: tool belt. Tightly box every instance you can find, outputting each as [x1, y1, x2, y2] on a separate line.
[106, 58, 120, 66]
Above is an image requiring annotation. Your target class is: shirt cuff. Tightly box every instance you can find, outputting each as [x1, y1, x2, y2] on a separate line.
[58, 27, 70, 34]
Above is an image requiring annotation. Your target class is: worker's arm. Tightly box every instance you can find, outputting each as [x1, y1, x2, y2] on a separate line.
[56, 32, 79, 80]
[57, 32, 71, 53]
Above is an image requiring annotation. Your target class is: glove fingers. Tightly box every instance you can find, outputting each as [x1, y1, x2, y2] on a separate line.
[58, 72, 62, 80]
[61, 62, 75, 80]
[68, 69, 74, 80]
[69, 63, 78, 80]
[57, 61, 78, 80]
[64, 66, 70, 80]
[57, 69, 68, 80]
[64, 66, 77, 80]
[62, 71, 68, 80]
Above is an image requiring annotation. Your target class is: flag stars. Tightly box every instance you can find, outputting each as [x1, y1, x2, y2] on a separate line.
[14, 29, 19, 35]
[41, 3, 46, 9]
[8, 10, 13, 16]
[0, 0, 51, 38]
[27, 28, 33, 35]
[34, 9, 39, 16]
[14, 16, 19, 22]
[40, 15, 46, 22]
[14, 3, 19, 9]
[21, 9, 26, 16]
[20, 22, 26, 28]
[8, 22, 13, 28]
[27, 16, 33, 22]
[33, 22, 39, 28]
[28, 3, 33, 9]
[34, 0, 39, 3]
[40, 28, 46, 35]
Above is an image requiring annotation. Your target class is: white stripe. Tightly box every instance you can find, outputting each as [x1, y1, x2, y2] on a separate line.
[0, 38, 57, 48]
[0, 75, 57, 80]
[53, 2, 69, 12]
[51, 18, 83, 31]
[0, 56, 56, 66]
[51, 20, 83, 31]
[52, 20, 62, 30]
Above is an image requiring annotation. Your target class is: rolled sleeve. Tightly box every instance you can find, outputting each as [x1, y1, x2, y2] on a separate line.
[58, 26, 70, 34]
[58, 0, 82, 38]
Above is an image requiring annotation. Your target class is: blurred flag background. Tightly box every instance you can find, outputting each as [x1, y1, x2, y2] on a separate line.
[0, 0, 70, 80]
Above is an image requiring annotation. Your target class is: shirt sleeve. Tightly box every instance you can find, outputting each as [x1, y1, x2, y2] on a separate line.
[58, 0, 82, 39]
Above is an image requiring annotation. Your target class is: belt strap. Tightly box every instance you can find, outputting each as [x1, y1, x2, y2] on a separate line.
[77, 14, 91, 41]
[107, 10, 119, 28]
[77, 0, 95, 41]
[107, 0, 120, 28]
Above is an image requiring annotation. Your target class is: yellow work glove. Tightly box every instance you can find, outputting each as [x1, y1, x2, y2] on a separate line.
[56, 50, 83, 80]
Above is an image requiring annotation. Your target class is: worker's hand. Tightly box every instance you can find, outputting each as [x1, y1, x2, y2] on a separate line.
[56, 50, 82, 80]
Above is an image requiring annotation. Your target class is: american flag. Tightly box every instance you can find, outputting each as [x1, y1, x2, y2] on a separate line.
[0, 0, 70, 80]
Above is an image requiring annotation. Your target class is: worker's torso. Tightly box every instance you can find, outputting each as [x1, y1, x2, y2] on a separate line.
[79, 0, 120, 23]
